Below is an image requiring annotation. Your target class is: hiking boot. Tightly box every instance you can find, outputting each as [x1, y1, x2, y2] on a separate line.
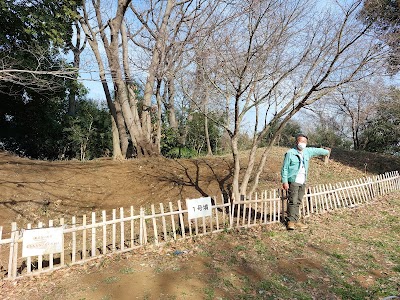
[294, 222, 308, 229]
[287, 221, 295, 230]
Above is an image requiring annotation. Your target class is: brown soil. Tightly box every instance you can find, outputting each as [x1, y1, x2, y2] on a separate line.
[3, 146, 397, 230]
[1, 147, 400, 299]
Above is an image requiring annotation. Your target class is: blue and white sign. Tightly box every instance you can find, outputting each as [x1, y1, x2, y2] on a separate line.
[186, 197, 212, 220]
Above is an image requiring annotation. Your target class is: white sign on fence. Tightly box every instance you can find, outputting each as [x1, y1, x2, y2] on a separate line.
[22, 227, 63, 257]
[186, 197, 212, 220]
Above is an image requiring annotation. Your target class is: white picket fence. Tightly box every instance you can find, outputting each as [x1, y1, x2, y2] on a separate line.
[0, 171, 399, 280]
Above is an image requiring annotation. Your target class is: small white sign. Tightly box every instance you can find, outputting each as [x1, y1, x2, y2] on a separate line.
[186, 197, 212, 220]
[22, 227, 63, 257]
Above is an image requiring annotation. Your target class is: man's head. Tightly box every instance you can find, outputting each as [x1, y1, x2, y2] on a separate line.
[296, 134, 308, 151]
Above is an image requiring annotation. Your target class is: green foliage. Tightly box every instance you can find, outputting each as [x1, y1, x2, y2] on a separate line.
[308, 126, 351, 149]
[161, 112, 224, 158]
[361, 88, 400, 155]
[359, 0, 400, 72]
[260, 119, 302, 148]
[186, 112, 223, 154]
[0, 0, 78, 49]
[0, 0, 79, 92]
[164, 147, 198, 159]
[0, 81, 111, 160]
[0, 0, 80, 94]
[63, 100, 112, 160]
[282, 121, 301, 146]
[0, 84, 67, 159]
[160, 127, 180, 157]
[237, 132, 253, 151]
[0, 0, 112, 160]
[276, 120, 302, 147]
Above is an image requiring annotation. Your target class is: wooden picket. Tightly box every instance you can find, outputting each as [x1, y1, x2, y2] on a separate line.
[0, 171, 399, 280]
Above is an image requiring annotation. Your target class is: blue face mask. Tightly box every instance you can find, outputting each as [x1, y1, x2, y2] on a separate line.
[297, 142, 307, 150]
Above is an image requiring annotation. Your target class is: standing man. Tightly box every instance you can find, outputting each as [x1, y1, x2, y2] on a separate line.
[281, 134, 330, 230]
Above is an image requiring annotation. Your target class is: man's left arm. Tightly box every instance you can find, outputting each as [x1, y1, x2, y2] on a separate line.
[308, 147, 330, 158]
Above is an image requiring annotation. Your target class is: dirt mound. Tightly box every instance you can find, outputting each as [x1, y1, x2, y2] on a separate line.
[1, 147, 398, 229]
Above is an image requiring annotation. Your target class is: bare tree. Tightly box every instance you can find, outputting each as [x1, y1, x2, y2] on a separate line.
[77, 0, 218, 158]
[189, 0, 387, 200]
[329, 81, 383, 149]
[74, 0, 386, 199]
[78, 0, 167, 158]
[0, 46, 78, 94]
[128, 0, 221, 151]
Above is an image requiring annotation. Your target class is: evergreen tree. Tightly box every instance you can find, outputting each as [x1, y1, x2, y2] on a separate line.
[360, 0, 400, 73]
[361, 88, 400, 154]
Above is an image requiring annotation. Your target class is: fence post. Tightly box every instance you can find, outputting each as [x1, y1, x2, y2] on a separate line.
[323, 147, 331, 164]
[151, 204, 159, 246]
[228, 195, 233, 229]
[396, 171, 400, 190]
[139, 207, 144, 245]
[120, 207, 125, 251]
[60, 218, 65, 267]
[177, 200, 185, 239]
[91, 212, 96, 257]
[0, 226, 3, 274]
[7, 222, 18, 279]
[49, 220, 54, 271]
[101, 211, 107, 255]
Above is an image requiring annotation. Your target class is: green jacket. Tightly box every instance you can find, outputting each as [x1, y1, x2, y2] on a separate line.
[281, 147, 330, 184]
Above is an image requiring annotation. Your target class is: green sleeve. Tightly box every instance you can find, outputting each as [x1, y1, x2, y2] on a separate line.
[308, 147, 330, 157]
[281, 152, 291, 183]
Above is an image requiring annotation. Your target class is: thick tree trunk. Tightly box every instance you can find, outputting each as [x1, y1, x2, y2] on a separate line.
[68, 84, 76, 117]
[231, 136, 241, 201]
[111, 116, 123, 160]
[166, 75, 178, 130]
[115, 80, 158, 157]
[239, 141, 258, 196]
[142, 0, 175, 140]
[155, 79, 163, 153]
[108, 3, 159, 158]
[204, 114, 213, 156]
[113, 98, 129, 157]
[202, 99, 212, 156]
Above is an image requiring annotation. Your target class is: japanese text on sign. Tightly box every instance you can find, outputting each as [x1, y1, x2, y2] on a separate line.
[22, 227, 63, 257]
[186, 197, 212, 220]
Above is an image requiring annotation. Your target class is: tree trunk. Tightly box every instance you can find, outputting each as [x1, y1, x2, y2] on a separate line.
[78, 11, 125, 159]
[115, 79, 157, 157]
[68, 20, 86, 117]
[113, 98, 129, 157]
[111, 115, 123, 160]
[142, 0, 175, 141]
[204, 114, 213, 156]
[68, 46, 80, 116]
[231, 135, 241, 201]
[107, 2, 158, 157]
[155, 79, 163, 153]
[239, 140, 258, 196]
[166, 75, 178, 130]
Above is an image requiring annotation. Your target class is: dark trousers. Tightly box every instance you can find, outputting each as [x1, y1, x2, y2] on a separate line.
[287, 183, 306, 222]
